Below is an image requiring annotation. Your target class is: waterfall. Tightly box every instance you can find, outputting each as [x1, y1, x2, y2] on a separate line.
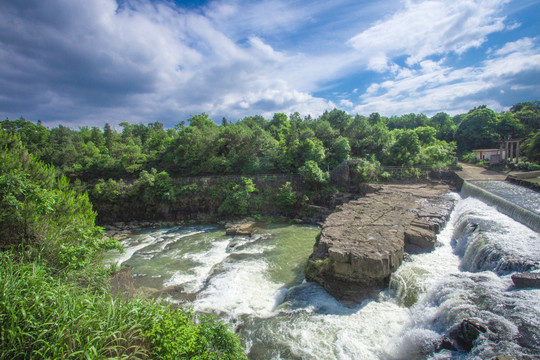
[448, 197, 540, 274]
[108, 192, 540, 359]
[389, 197, 540, 359]
[460, 181, 540, 233]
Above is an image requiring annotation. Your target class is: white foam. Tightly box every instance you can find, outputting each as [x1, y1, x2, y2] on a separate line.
[115, 229, 205, 266]
[116, 232, 162, 266]
[194, 259, 284, 317]
[164, 238, 231, 293]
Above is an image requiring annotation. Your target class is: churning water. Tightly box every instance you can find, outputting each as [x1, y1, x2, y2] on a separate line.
[109, 186, 540, 359]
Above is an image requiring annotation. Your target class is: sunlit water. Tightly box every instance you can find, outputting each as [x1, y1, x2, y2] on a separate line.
[107, 192, 540, 359]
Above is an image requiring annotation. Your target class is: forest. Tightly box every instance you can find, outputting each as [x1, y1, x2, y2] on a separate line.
[1, 101, 539, 359]
[2, 101, 539, 222]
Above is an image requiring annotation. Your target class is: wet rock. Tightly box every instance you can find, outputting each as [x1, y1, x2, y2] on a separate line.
[435, 336, 457, 352]
[305, 183, 453, 302]
[449, 319, 488, 352]
[156, 285, 184, 298]
[404, 225, 437, 253]
[225, 221, 257, 236]
[490, 356, 519, 360]
[511, 272, 540, 289]
[517, 324, 540, 351]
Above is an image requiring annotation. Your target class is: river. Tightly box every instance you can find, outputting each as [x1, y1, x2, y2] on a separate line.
[107, 182, 540, 359]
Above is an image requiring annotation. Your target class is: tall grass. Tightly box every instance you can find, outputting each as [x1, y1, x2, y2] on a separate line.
[0, 253, 246, 360]
[0, 253, 151, 359]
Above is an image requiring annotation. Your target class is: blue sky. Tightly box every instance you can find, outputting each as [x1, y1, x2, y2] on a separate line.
[1, 0, 539, 128]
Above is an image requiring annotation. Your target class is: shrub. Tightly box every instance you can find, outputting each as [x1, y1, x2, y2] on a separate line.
[0, 130, 118, 270]
[298, 160, 329, 189]
[276, 181, 298, 213]
[146, 310, 246, 360]
[218, 177, 257, 217]
[460, 152, 478, 164]
[512, 161, 540, 171]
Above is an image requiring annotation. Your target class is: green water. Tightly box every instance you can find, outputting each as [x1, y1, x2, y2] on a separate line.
[106, 200, 540, 359]
[106, 223, 320, 295]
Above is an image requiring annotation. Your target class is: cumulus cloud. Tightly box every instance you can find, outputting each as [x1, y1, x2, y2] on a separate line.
[0, 0, 538, 126]
[0, 0, 334, 126]
[343, 0, 540, 115]
[353, 37, 540, 115]
[347, 0, 509, 67]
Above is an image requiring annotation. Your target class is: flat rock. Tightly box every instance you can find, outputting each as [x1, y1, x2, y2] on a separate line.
[511, 272, 540, 289]
[305, 183, 453, 302]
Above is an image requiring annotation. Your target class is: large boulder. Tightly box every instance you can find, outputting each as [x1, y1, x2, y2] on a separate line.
[305, 184, 453, 302]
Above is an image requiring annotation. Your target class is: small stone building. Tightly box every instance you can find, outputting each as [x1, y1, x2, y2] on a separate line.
[472, 149, 505, 164]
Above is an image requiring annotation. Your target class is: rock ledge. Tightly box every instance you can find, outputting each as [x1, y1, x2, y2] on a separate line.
[305, 183, 454, 302]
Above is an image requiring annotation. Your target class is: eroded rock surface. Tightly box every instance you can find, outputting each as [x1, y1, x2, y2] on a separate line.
[305, 183, 454, 302]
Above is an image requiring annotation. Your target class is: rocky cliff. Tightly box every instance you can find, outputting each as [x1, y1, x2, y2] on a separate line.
[305, 183, 454, 303]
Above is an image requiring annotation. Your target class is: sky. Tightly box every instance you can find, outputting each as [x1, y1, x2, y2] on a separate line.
[1, 0, 539, 128]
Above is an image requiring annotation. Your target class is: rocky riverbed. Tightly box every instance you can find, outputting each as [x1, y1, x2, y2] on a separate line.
[305, 183, 454, 303]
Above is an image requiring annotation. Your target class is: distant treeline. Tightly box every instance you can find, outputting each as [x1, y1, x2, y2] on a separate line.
[2, 101, 539, 221]
[3, 101, 539, 181]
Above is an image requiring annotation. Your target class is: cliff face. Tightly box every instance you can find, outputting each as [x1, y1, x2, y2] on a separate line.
[305, 183, 454, 303]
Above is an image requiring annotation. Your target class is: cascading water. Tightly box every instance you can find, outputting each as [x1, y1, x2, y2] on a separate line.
[108, 186, 540, 359]
[461, 180, 540, 232]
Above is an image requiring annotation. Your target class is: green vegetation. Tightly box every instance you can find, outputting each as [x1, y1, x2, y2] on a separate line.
[1, 100, 538, 358]
[0, 130, 247, 360]
[3, 101, 539, 223]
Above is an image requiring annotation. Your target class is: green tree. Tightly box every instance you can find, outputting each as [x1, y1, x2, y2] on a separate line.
[429, 112, 455, 141]
[298, 160, 329, 189]
[0, 130, 115, 270]
[454, 106, 500, 153]
[218, 177, 257, 217]
[386, 129, 421, 166]
[414, 126, 437, 145]
[496, 112, 526, 139]
[276, 181, 298, 213]
[524, 130, 540, 161]
[320, 108, 352, 133]
[419, 140, 456, 166]
[269, 113, 290, 141]
[344, 115, 390, 158]
[327, 136, 351, 168]
[510, 101, 540, 131]
[1, 117, 50, 160]
[188, 113, 217, 129]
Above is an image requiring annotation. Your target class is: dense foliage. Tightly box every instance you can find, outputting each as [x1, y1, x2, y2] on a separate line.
[1, 101, 538, 358]
[2, 101, 539, 222]
[4, 102, 537, 180]
[0, 130, 247, 359]
[0, 130, 116, 270]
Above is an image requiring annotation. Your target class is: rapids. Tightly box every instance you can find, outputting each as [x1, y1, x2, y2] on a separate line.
[108, 184, 540, 359]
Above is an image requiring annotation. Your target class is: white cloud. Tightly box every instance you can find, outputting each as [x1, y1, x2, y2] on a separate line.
[348, 0, 509, 66]
[340, 99, 354, 108]
[0, 0, 338, 126]
[494, 37, 535, 56]
[352, 37, 540, 116]
[0, 0, 536, 127]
